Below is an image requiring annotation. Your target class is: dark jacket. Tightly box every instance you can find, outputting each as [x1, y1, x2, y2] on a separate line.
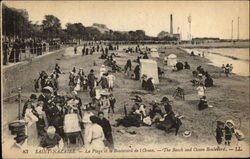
[87, 72, 96, 88]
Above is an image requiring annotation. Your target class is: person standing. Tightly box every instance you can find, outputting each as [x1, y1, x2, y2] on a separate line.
[82, 108, 94, 148]
[74, 46, 77, 54]
[225, 64, 230, 77]
[134, 64, 140, 80]
[88, 69, 97, 91]
[98, 73, 109, 89]
[97, 112, 114, 149]
[99, 94, 110, 119]
[229, 64, 233, 73]
[86, 116, 105, 150]
[224, 120, 235, 146]
[99, 65, 107, 78]
[82, 46, 85, 56]
[124, 59, 132, 73]
[107, 72, 116, 91]
[109, 94, 116, 113]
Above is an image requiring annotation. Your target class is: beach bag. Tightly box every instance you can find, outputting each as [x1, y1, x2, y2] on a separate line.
[235, 129, 245, 141]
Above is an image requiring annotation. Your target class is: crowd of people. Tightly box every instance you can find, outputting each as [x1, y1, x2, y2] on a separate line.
[221, 64, 233, 77]
[3, 38, 61, 65]
[9, 41, 243, 152]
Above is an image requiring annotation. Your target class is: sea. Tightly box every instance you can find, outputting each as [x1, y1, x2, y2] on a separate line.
[183, 48, 249, 77]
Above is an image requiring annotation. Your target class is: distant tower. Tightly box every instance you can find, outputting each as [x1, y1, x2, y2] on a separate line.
[188, 16, 192, 40]
[237, 17, 240, 40]
[170, 14, 173, 34]
[231, 20, 234, 41]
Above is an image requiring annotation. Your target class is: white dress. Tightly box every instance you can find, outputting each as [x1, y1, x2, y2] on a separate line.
[196, 86, 206, 98]
[107, 74, 116, 89]
[86, 123, 105, 150]
[82, 111, 94, 148]
[99, 67, 106, 78]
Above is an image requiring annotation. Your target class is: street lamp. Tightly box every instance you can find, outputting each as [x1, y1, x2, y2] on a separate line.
[18, 87, 22, 120]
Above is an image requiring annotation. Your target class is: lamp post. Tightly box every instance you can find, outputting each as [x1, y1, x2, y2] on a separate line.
[237, 17, 240, 41]
[18, 87, 22, 120]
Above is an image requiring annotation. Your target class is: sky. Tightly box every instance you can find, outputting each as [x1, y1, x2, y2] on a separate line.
[3, 1, 249, 40]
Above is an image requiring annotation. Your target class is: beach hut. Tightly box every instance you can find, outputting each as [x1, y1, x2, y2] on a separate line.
[150, 48, 160, 58]
[167, 54, 177, 66]
[140, 59, 159, 84]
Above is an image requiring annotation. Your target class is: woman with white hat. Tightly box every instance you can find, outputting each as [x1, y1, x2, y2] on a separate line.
[99, 64, 107, 78]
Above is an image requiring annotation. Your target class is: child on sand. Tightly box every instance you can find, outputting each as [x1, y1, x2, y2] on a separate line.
[196, 83, 206, 99]
[34, 79, 39, 92]
[109, 94, 116, 113]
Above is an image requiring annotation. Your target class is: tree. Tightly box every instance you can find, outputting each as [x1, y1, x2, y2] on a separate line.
[42, 15, 62, 40]
[135, 30, 146, 40]
[2, 4, 31, 39]
[83, 27, 102, 40]
[65, 23, 85, 43]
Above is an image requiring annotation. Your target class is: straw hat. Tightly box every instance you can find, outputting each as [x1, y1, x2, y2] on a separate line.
[47, 126, 56, 134]
[226, 120, 235, 128]
[182, 130, 192, 137]
[42, 86, 53, 94]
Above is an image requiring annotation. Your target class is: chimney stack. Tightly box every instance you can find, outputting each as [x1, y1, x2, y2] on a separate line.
[170, 14, 173, 34]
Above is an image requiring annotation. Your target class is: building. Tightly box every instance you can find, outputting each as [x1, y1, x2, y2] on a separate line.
[192, 37, 220, 44]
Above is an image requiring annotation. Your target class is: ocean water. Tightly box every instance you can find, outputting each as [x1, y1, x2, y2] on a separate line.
[183, 48, 249, 77]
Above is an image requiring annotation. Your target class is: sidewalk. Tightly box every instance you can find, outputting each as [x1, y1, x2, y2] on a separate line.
[3, 46, 69, 71]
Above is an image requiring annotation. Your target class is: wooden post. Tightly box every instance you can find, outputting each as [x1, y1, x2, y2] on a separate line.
[18, 87, 22, 120]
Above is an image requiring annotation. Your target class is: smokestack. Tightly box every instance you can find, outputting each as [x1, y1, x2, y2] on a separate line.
[170, 14, 173, 34]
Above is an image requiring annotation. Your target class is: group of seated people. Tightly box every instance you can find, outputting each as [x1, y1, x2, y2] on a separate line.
[191, 65, 214, 87]
[103, 55, 122, 73]
[141, 74, 155, 91]
[115, 95, 177, 129]
[172, 61, 190, 71]
[20, 85, 116, 149]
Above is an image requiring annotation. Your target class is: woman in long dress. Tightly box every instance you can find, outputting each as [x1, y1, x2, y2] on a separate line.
[99, 65, 107, 78]
[86, 116, 105, 150]
[82, 109, 94, 148]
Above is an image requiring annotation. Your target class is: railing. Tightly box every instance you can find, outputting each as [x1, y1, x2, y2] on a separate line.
[2, 43, 74, 66]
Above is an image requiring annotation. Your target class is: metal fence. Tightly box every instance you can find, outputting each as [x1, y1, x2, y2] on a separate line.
[2, 43, 75, 66]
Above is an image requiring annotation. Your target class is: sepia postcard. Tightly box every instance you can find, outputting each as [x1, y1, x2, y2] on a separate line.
[1, 0, 249, 158]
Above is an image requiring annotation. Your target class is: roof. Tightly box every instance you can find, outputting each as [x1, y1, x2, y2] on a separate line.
[140, 59, 157, 64]
[168, 54, 177, 58]
[151, 48, 157, 52]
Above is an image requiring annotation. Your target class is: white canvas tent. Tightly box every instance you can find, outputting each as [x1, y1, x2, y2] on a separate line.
[150, 48, 160, 58]
[140, 59, 159, 84]
[167, 54, 177, 66]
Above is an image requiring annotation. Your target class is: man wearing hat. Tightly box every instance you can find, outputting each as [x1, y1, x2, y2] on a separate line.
[88, 69, 97, 91]
[38, 86, 53, 114]
[98, 73, 109, 89]
[11, 132, 28, 151]
[161, 97, 173, 115]
[216, 121, 225, 145]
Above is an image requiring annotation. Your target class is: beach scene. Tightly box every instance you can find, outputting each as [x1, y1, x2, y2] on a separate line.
[2, 1, 249, 158]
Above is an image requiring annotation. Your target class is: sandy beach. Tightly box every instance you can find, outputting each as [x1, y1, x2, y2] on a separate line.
[2, 44, 249, 153]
